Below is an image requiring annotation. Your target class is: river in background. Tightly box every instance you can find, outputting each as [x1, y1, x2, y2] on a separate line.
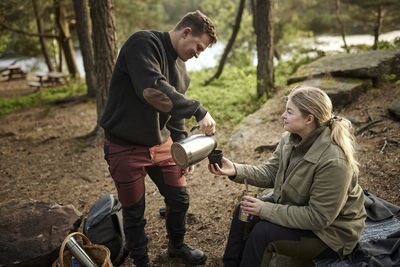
[0, 31, 399, 76]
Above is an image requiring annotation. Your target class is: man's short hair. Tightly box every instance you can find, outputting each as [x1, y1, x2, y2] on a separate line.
[174, 10, 217, 47]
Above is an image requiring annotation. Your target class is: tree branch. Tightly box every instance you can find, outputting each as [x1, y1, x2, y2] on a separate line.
[204, 0, 246, 85]
[0, 20, 58, 39]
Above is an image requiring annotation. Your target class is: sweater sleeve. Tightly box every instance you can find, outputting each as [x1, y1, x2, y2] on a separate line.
[122, 33, 207, 121]
[259, 157, 353, 230]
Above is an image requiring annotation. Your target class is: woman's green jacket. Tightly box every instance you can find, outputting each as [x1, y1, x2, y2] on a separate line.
[232, 127, 366, 256]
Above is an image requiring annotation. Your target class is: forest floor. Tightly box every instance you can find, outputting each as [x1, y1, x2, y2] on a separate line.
[0, 75, 399, 266]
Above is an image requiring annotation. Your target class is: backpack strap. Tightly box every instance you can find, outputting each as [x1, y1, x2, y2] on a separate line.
[112, 200, 127, 264]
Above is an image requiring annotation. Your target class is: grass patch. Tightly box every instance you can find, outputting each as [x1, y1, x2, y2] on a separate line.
[187, 66, 266, 127]
[0, 81, 87, 116]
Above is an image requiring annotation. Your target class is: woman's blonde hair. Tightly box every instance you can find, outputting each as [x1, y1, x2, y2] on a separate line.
[288, 86, 359, 175]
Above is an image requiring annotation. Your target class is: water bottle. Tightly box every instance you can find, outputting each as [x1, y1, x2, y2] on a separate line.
[66, 236, 98, 267]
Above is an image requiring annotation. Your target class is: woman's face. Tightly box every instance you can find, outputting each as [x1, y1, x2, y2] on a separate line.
[281, 99, 309, 137]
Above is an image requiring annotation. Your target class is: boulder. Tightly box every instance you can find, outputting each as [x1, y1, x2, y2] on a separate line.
[288, 49, 400, 85]
[0, 199, 82, 267]
[388, 93, 400, 120]
[290, 77, 372, 108]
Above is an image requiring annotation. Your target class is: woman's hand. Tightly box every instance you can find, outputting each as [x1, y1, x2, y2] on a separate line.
[208, 157, 236, 176]
[240, 196, 264, 216]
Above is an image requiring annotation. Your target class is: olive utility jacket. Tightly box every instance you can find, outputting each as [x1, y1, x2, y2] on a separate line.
[232, 127, 366, 256]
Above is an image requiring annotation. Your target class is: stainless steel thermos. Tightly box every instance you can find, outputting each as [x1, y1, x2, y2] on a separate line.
[171, 125, 218, 169]
[66, 237, 98, 267]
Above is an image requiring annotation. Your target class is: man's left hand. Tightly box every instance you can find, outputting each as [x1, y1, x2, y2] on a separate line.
[182, 165, 194, 176]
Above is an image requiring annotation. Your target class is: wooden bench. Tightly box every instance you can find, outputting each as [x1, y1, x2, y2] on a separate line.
[28, 81, 47, 92]
[5, 65, 27, 80]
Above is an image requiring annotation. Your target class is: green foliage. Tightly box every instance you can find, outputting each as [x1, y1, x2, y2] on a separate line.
[115, 0, 167, 44]
[276, 0, 336, 36]
[347, 38, 400, 53]
[201, 0, 255, 68]
[0, 81, 87, 116]
[275, 54, 318, 87]
[186, 66, 266, 127]
[0, 0, 57, 57]
[162, 0, 203, 29]
[381, 74, 398, 84]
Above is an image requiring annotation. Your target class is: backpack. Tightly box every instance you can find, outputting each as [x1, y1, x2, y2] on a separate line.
[83, 194, 129, 266]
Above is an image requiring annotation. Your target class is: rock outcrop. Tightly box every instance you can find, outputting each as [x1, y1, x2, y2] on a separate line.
[288, 49, 400, 85]
[389, 93, 400, 120]
[289, 77, 372, 108]
[0, 199, 82, 267]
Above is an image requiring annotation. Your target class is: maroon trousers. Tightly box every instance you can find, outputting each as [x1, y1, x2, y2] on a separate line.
[104, 137, 189, 265]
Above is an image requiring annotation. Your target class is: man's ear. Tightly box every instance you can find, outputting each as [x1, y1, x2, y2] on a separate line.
[182, 27, 192, 38]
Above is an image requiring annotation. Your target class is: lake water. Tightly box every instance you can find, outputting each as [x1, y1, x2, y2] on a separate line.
[1, 31, 399, 76]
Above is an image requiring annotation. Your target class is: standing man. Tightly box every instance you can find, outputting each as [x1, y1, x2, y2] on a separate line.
[100, 10, 217, 267]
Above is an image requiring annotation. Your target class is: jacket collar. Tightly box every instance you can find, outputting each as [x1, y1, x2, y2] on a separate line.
[303, 127, 332, 164]
[289, 127, 325, 154]
[162, 31, 178, 60]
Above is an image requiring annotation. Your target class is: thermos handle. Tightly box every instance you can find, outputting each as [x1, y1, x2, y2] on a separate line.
[190, 124, 200, 132]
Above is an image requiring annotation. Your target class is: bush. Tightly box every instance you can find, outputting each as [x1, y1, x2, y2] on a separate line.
[187, 66, 266, 127]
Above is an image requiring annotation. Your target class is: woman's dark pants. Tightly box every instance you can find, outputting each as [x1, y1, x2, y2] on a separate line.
[223, 205, 337, 267]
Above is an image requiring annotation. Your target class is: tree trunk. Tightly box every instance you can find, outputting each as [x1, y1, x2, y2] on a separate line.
[54, 0, 79, 78]
[335, 0, 349, 53]
[204, 0, 246, 85]
[32, 0, 54, 72]
[253, 0, 275, 97]
[84, 0, 117, 143]
[372, 5, 383, 50]
[73, 0, 97, 98]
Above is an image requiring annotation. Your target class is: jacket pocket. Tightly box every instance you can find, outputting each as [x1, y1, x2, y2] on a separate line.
[284, 174, 312, 204]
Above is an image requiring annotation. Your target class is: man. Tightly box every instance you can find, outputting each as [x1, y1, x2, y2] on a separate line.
[100, 10, 217, 267]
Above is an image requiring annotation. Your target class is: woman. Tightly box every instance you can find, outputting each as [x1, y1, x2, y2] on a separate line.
[209, 87, 366, 267]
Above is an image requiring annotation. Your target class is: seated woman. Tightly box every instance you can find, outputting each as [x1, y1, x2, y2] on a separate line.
[208, 86, 366, 267]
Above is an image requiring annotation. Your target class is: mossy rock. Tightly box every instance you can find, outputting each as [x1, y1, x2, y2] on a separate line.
[288, 50, 400, 85]
[289, 77, 372, 108]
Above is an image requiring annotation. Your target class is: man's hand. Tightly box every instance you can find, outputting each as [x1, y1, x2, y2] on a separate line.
[182, 165, 194, 176]
[198, 112, 216, 136]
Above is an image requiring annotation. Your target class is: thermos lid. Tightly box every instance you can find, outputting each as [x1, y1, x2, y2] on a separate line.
[171, 143, 188, 169]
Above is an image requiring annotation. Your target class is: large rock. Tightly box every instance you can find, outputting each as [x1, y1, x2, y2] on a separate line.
[0, 199, 82, 267]
[388, 93, 400, 120]
[288, 49, 400, 85]
[290, 77, 372, 108]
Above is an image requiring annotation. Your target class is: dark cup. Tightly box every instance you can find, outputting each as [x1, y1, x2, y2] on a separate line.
[208, 149, 223, 168]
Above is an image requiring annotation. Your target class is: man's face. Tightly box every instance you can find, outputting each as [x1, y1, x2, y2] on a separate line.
[176, 29, 210, 62]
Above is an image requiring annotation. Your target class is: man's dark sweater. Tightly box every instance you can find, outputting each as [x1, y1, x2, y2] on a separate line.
[100, 30, 207, 146]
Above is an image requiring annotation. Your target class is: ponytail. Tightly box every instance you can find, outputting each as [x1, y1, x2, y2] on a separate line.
[329, 116, 359, 176]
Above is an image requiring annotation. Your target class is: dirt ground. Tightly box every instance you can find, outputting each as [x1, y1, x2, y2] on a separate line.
[0, 75, 399, 267]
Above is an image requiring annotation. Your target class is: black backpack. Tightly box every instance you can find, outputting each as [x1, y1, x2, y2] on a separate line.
[83, 194, 129, 266]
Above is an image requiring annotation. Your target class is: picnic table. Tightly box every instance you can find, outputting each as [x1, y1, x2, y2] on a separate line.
[47, 72, 67, 86]
[28, 72, 67, 92]
[3, 65, 27, 80]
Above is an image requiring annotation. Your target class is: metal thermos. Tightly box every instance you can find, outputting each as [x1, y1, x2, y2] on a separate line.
[171, 132, 217, 169]
[66, 237, 98, 267]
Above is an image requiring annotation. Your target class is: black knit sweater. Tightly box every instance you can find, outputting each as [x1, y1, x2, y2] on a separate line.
[100, 30, 207, 146]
